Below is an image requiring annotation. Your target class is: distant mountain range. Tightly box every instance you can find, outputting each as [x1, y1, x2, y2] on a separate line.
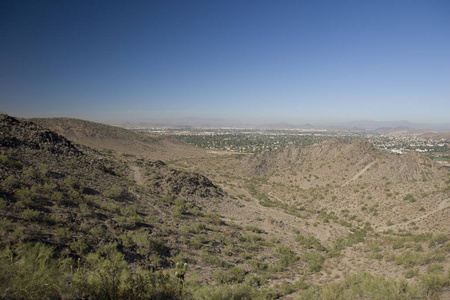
[117, 118, 450, 132]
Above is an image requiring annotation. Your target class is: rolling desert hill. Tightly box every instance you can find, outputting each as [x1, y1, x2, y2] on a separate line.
[1, 114, 449, 299]
[231, 138, 449, 234]
[241, 138, 446, 185]
[30, 117, 214, 161]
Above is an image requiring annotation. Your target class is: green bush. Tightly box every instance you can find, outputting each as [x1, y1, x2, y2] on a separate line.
[404, 268, 418, 278]
[304, 252, 325, 272]
[427, 264, 444, 274]
[200, 251, 229, 268]
[212, 267, 246, 284]
[244, 274, 262, 287]
[2, 175, 18, 188]
[245, 225, 265, 234]
[420, 273, 449, 298]
[0, 243, 71, 298]
[180, 222, 207, 234]
[275, 244, 298, 271]
[103, 185, 124, 199]
[20, 208, 40, 221]
[296, 235, 326, 251]
[64, 175, 83, 191]
[433, 234, 448, 245]
[297, 272, 424, 299]
[403, 194, 416, 202]
[72, 244, 129, 298]
[191, 283, 254, 299]
[14, 186, 35, 208]
[69, 238, 89, 256]
[0, 154, 22, 169]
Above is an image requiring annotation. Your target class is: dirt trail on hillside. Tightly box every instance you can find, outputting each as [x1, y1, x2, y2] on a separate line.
[130, 165, 144, 185]
[129, 165, 169, 218]
[203, 189, 341, 249]
[378, 198, 450, 232]
[341, 160, 377, 187]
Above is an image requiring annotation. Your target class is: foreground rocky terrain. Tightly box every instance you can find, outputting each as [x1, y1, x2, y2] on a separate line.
[0, 114, 449, 299]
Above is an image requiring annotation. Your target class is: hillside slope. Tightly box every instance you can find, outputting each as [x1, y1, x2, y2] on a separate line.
[30, 117, 212, 161]
[241, 138, 446, 187]
[1, 115, 449, 299]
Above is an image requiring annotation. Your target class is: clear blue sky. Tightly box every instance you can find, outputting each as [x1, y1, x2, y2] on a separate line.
[1, 0, 449, 124]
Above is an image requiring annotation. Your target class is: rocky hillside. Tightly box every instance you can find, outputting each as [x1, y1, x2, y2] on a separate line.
[1, 115, 84, 156]
[1, 114, 449, 299]
[0, 115, 245, 298]
[241, 138, 447, 187]
[30, 117, 212, 161]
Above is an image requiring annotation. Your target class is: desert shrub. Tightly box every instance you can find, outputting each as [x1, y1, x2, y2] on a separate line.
[55, 227, 72, 240]
[345, 228, 366, 245]
[103, 185, 124, 199]
[394, 251, 419, 268]
[297, 273, 422, 299]
[69, 238, 89, 256]
[120, 205, 143, 226]
[121, 268, 180, 299]
[189, 234, 212, 249]
[102, 201, 120, 213]
[275, 244, 298, 271]
[180, 222, 207, 235]
[223, 244, 235, 256]
[245, 225, 265, 234]
[420, 273, 449, 298]
[14, 186, 35, 208]
[403, 194, 416, 202]
[444, 242, 450, 252]
[0, 243, 71, 299]
[304, 252, 325, 272]
[161, 195, 173, 203]
[392, 241, 404, 250]
[414, 243, 423, 252]
[212, 269, 230, 284]
[363, 222, 373, 231]
[212, 267, 246, 284]
[0, 154, 22, 169]
[131, 231, 169, 256]
[173, 198, 187, 216]
[64, 175, 83, 191]
[200, 251, 229, 268]
[296, 235, 326, 251]
[23, 167, 39, 179]
[427, 264, 444, 274]
[72, 244, 129, 298]
[244, 274, 262, 287]
[67, 189, 82, 202]
[329, 229, 365, 257]
[248, 259, 269, 272]
[50, 191, 63, 202]
[405, 268, 419, 278]
[2, 175, 18, 188]
[191, 283, 254, 300]
[19, 208, 40, 221]
[241, 233, 264, 243]
[373, 253, 384, 260]
[433, 234, 448, 245]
